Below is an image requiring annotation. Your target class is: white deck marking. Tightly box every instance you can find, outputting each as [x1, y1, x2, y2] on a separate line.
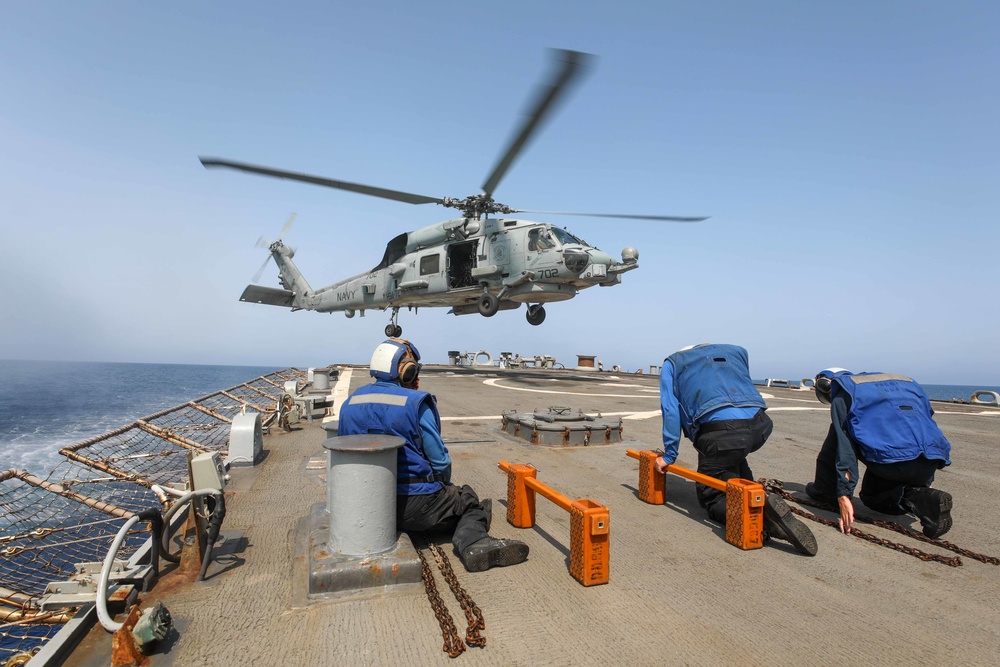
[442, 410, 662, 421]
[322, 366, 353, 424]
[482, 377, 659, 399]
[472, 378, 998, 420]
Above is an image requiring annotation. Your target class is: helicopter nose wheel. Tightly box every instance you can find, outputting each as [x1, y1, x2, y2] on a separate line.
[385, 309, 402, 338]
[526, 304, 546, 326]
[477, 293, 500, 317]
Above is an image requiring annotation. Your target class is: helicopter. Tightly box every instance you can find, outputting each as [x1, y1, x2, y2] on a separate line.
[202, 49, 707, 337]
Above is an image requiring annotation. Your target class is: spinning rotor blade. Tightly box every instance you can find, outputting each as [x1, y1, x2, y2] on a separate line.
[481, 49, 594, 198]
[200, 158, 445, 205]
[251, 255, 272, 283]
[277, 212, 297, 242]
[513, 209, 709, 222]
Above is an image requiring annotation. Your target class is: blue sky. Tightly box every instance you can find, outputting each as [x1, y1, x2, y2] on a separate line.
[1, 2, 997, 384]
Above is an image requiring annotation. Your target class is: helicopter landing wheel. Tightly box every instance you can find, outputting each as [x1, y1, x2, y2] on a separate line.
[385, 324, 402, 337]
[478, 293, 500, 317]
[526, 304, 546, 326]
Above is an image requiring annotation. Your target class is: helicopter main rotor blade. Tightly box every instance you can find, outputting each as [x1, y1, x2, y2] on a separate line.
[481, 49, 594, 198]
[512, 209, 709, 222]
[200, 158, 445, 206]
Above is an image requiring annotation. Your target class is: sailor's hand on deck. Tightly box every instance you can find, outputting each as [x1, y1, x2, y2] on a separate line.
[654, 456, 670, 474]
[837, 496, 855, 534]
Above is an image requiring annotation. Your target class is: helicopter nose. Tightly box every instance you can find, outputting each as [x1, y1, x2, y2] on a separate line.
[587, 249, 614, 266]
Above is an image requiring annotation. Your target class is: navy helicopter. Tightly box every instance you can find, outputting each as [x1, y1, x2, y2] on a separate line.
[202, 50, 706, 337]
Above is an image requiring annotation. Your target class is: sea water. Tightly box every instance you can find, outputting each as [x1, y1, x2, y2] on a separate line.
[0, 360, 280, 476]
[922, 384, 1000, 402]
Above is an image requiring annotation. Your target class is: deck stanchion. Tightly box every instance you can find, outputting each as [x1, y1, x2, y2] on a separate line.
[626, 449, 765, 551]
[498, 461, 609, 586]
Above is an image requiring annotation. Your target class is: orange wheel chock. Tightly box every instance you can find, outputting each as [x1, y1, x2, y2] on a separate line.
[626, 449, 764, 551]
[498, 461, 610, 586]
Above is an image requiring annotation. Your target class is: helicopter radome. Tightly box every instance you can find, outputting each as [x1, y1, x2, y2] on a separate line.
[206, 49, 705, 337]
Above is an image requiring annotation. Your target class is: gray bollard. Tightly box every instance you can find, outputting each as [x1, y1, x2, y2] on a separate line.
[323, 433, 405, 555]
[313, 368, 332, 391]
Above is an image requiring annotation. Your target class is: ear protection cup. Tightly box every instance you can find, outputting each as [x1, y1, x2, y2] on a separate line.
[398, 354, 419, 384]
[815, 375, 832, 404]
[391, 338, 420, 384]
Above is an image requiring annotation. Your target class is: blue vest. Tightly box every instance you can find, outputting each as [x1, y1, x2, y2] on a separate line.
[338, 381, 443, 495]
[833, 373, 951, 465]
[667, 344, 766, 439]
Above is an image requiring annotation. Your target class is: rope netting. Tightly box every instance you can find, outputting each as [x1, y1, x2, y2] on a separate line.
[0, 368, 307, 663]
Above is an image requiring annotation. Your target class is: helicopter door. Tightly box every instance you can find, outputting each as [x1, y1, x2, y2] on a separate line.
[447, 240, 478, 289]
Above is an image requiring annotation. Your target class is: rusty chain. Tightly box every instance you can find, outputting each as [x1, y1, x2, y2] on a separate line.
[761, 479, 1000, 567]
[428, 542, 486, 649]
[415, 537, 465, 658]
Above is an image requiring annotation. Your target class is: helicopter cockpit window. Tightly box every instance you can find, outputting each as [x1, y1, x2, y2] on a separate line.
[528, 227, 556, 251]
[420, 254, 440, 276]
[550, 227, 584, 246]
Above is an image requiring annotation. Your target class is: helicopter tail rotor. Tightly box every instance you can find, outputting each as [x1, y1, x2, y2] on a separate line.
[251, 213, 297, 283]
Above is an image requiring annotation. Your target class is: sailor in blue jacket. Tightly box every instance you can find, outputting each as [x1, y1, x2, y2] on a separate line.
[339, 338, 528, 572]
[655, 344, 817, 556]
[807, 369, 953, 538]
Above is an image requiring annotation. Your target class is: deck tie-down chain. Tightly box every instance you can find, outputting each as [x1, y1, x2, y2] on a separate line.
[414, 535, 486, 658]
[760, 479, 1000, 567]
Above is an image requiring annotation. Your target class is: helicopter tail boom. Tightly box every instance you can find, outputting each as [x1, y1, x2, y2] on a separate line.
[240, 240, 316, 311]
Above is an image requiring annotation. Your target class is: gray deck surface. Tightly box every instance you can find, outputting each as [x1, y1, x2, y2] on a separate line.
[83, 366, 1000, 666]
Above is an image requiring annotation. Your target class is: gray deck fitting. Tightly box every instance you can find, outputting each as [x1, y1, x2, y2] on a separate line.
[306, 502, 422, 598]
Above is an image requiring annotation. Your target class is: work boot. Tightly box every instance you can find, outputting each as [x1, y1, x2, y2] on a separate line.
[460, 536, 529, 572]
[805, 482, 836, 505]
[903, 487, 953, 539]
[764, 494, 818, 556]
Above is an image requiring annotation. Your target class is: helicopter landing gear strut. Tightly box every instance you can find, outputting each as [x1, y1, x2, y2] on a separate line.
[526, 304, 546, 326]
[384, 308, 402, 338]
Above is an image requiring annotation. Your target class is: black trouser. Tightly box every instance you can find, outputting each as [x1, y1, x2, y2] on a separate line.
[396, 483, 489, 554]
[692, 410, 773, 524]
[812, 431, 940, 514]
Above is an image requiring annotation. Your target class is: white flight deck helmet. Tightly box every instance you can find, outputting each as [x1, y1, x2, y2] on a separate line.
[369, 338, 422, 385]
[814, 368, 851, 404]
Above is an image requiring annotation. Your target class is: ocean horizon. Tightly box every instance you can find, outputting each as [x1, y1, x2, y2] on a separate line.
[2, 360, 997, 477]
[0, 359, 282, 475]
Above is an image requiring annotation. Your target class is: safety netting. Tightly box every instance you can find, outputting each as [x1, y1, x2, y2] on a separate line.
[0, 368, 305, 664]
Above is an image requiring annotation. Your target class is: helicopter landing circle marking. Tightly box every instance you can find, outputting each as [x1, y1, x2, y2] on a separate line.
[441, 410, 662, 421]
[482, 377, 657, 399]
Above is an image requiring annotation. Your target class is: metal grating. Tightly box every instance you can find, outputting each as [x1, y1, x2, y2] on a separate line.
[0, 367, 307, 664]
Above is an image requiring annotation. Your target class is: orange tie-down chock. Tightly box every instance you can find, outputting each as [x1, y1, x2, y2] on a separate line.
[497, 461, 609, 587]
[625, 449, 765, 551]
